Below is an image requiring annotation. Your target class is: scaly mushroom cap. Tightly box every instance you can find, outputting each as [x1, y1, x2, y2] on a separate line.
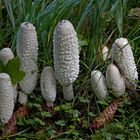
[111, 38, 138, 89]
[0, 73, 14, 124]
[53, 20, 79, 86]
[91, 70, 108, 100]
[106, 64, 125, 97]
[40, 66, 56, 107]
[0, 48, 14, 65]
[16, 22, 38, 94]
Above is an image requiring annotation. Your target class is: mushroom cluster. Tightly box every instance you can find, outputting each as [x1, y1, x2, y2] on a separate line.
[0, 19, 138, 125]
[91, 38, 138, 100]
[0, 48, 18, 103]
[0, 20, 80, 124]
[0, 22, 39, 123]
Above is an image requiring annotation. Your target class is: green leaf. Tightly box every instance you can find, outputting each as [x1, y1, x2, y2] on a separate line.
[88, 112, 96, 117]
[61, 103, 72, 112]
[72, 110, 80, 118]
[41, 111, 52, 117]
[34, 117, 45, 126]
[78, 96, 89, 103]
[55, 120, 66, 127]
[17, 117, 25, 126]
[54, 106, 61, 111]
[118, 107, 125, 113]
[65, 129, 79, 136]
[96, 100, 108, 105]
[5, 57, 20, 72]
[10, 70, 26, 85]
[47, 129, 56, 138]
[4, 57, 25, 85]
[32, 103, 42, 108]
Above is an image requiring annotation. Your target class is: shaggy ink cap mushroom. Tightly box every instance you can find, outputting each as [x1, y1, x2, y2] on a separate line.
[0, 48, 14, 65]
[106, 64, 125, 97]
[41, 66, 56, 107]
[0, 73, 14, 124]
[91, 70, 108, 100]
[16, 22, 38, 104]
[53, 20, 79, 101]
[112, 38, 138, 89]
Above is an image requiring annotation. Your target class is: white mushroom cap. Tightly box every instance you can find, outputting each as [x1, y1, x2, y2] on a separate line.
[40, 66, 56, 107]
[53, 20, 79, 86]
[91, 70, 108, 100]
[101, 46, 110, 61]
[16, 22, 38, 95]
[0, 73, 14, 124]
[106, 64, 125, 97]
[112, 38, 138, 89]
[0, 48, 14, 65]
[53, 20, 79, 101]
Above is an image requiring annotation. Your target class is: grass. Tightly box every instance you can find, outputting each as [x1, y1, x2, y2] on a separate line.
[0, 0, 140, 139]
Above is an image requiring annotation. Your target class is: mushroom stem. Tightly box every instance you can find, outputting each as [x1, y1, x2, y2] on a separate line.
[18, 91, 28, 105]
[63, 84, 74, 101]
[46, 102, 54, 108]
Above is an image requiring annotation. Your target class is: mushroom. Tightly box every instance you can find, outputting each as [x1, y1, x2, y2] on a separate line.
[101, 46, 110, 61]
[106, 64, 125, 97]
[0, 48, 18, 103]
[53, 20, 79, 101]
[0, 73, 14, 124]
[91, 70, 108, 100]
[40, 66, 56, 107]
[16, 22, 38, 104]
[111, 38, 138, 89]
[0, 48, 14, 65]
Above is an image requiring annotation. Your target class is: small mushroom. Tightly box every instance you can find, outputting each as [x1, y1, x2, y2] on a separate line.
[106, 64, 125, 97]
[53, 20, 79, 101]
[91, 70, 108, 100]
[101, 46, 110, 61]
[0, 48, 14, 65]
[40, 66, 56, 107]
[0, 73, 14, 124]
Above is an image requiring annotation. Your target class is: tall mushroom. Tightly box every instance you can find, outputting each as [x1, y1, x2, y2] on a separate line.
[0, 48, 18, 103]
[53, 20, 79, 101]
[16, 22, 38, 104]
[0, 73, 14, 124]
[111, 38, 138, 89]
[40, 66, 56, 107]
